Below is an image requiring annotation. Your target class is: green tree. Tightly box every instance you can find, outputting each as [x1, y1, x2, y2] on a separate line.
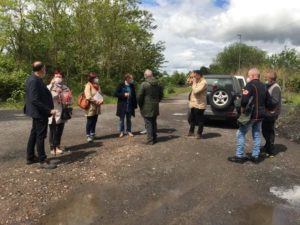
[267, 47, 300, 92]
[211, 43, 267, 74]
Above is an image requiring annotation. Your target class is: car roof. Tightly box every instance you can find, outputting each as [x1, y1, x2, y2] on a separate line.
[204, 74, 235, 78]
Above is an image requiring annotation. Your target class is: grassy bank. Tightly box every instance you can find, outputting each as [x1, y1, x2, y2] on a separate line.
[283, 92, 300, 107]
[0, 86, 190, 110]
[164, 86, 191, 98]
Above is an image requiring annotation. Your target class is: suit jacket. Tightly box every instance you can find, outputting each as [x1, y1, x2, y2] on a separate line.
[24, 73, 54, 119]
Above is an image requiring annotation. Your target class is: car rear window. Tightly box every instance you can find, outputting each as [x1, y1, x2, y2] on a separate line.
[206, 78, 233, 92]
[238, 79, 245, 89]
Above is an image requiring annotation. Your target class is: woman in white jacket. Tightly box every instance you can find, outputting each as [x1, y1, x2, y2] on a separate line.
[47, 70, 72, 155]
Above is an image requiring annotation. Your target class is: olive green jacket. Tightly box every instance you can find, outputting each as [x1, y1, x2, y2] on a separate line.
[138, 77, 163, 117]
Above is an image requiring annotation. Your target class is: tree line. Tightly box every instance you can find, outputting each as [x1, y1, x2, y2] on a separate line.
[0, 0, 165, 102]
[164, 44, 300, 94]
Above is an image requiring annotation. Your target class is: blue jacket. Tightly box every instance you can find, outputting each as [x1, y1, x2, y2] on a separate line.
[115, 82, 137, 117]
[24, 73, 54, 119]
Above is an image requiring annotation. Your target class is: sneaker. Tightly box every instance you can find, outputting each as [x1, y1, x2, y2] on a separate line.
[128, 132, 134, 137]
[144, 141, 154, 145]
[187, 132, 195, 137]
[119, 132, 124, 138]
[228, 156, 247, 164]
[140, 130, 147, 134]
[39, 160, 57, 169]
[87, 136, 93, 143]
[268, 154, 275, 158]
[26, 156, 39, 165]
[51, 148, 63, 155]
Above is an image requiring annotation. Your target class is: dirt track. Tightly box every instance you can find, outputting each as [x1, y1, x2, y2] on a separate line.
[0, 94, 299, 225]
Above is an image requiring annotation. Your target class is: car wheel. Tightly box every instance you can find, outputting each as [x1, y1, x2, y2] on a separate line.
[209, 88, 233, 110]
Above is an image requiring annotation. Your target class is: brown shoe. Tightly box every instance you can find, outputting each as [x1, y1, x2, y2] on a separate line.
[196, 134, 203, 139]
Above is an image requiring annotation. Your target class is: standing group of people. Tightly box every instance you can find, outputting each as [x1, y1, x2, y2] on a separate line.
[24, 62, 163, 169]
[24, 61, 281, 170]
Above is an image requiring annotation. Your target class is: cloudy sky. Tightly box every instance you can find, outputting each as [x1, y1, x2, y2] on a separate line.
[141, 0, 300, 73]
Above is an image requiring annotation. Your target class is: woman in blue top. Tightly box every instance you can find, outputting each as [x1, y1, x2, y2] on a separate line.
[115, 73, 137, 137]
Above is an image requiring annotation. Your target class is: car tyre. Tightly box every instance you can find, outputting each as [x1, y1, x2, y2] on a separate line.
[209, 88, 233, 110]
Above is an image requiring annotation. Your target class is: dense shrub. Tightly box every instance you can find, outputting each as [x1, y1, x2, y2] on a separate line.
[286, 76, 300, 92]
[0, 70, 28, 102]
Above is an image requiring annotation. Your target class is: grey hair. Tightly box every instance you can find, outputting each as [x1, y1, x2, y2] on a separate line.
[249, 68, 260, 79]
[144, 69, 153, 78]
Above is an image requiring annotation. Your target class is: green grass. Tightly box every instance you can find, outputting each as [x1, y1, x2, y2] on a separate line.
[0, 86, 190, 110]
[164, 86, 191, 98]
[103, 95, 117, 104]
[284, 92, 300, 106]
[0, 101, 25, 110]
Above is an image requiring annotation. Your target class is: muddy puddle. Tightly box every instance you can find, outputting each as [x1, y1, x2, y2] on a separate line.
[232, 203, 295, 225]
[39, 183, 299, 225]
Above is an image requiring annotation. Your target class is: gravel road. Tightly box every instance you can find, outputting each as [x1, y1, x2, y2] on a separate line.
[0, 94, 299, 225]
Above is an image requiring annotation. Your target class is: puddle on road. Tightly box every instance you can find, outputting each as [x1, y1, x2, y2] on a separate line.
[39, 184, 299, 225]
[270, 185, 300, 206]
[233, 203, 292, 225]
[172, 113, 187, 116]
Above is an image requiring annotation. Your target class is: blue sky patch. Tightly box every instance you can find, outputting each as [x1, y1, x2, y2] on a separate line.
[213, 0, 229, 8]
[142, 0, 159, 6]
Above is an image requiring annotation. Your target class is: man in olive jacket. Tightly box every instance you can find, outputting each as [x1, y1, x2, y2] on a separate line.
[138, 69, 163, 145]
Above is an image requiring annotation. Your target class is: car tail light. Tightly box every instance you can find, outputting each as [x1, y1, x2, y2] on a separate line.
[225, 111, 238, 117]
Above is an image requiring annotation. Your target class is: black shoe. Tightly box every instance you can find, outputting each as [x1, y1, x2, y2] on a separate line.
[39, 160, 57, 169]
[228, 156, 247, 164]
[249, 156, 262, 164]
[144, 141, 154, 145]
[26, 156, 39, 165]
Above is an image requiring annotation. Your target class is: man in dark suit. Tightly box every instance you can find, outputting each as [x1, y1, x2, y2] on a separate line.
[25, 61, 57, 169]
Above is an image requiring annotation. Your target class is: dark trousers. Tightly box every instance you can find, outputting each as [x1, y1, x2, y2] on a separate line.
[189, 108, 205, 135]
[49, 121, 65, 149]
[119, 112, 132, 132]
[27, 118, 48, 162]
[262, 119, 276, 154]
[144, 117, 157, 143]
[86, 115, 98, 136]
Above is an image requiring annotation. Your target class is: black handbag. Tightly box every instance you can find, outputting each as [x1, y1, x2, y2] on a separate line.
[61, 105, 72, 120]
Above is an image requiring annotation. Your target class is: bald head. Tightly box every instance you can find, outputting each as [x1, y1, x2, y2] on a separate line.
[32, 61, 44, 72]
[247, 68, 260, 81]
[32, 61, 45, 77]
[144, 69, 153, 78]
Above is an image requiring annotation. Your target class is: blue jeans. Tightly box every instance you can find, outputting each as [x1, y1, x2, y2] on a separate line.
[119, 112, 132, 132]
[86, 115, 98, 136]
[236, 120, 262, 158]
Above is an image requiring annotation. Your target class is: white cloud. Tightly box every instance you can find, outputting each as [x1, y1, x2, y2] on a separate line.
[142, 0, 300, 73]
